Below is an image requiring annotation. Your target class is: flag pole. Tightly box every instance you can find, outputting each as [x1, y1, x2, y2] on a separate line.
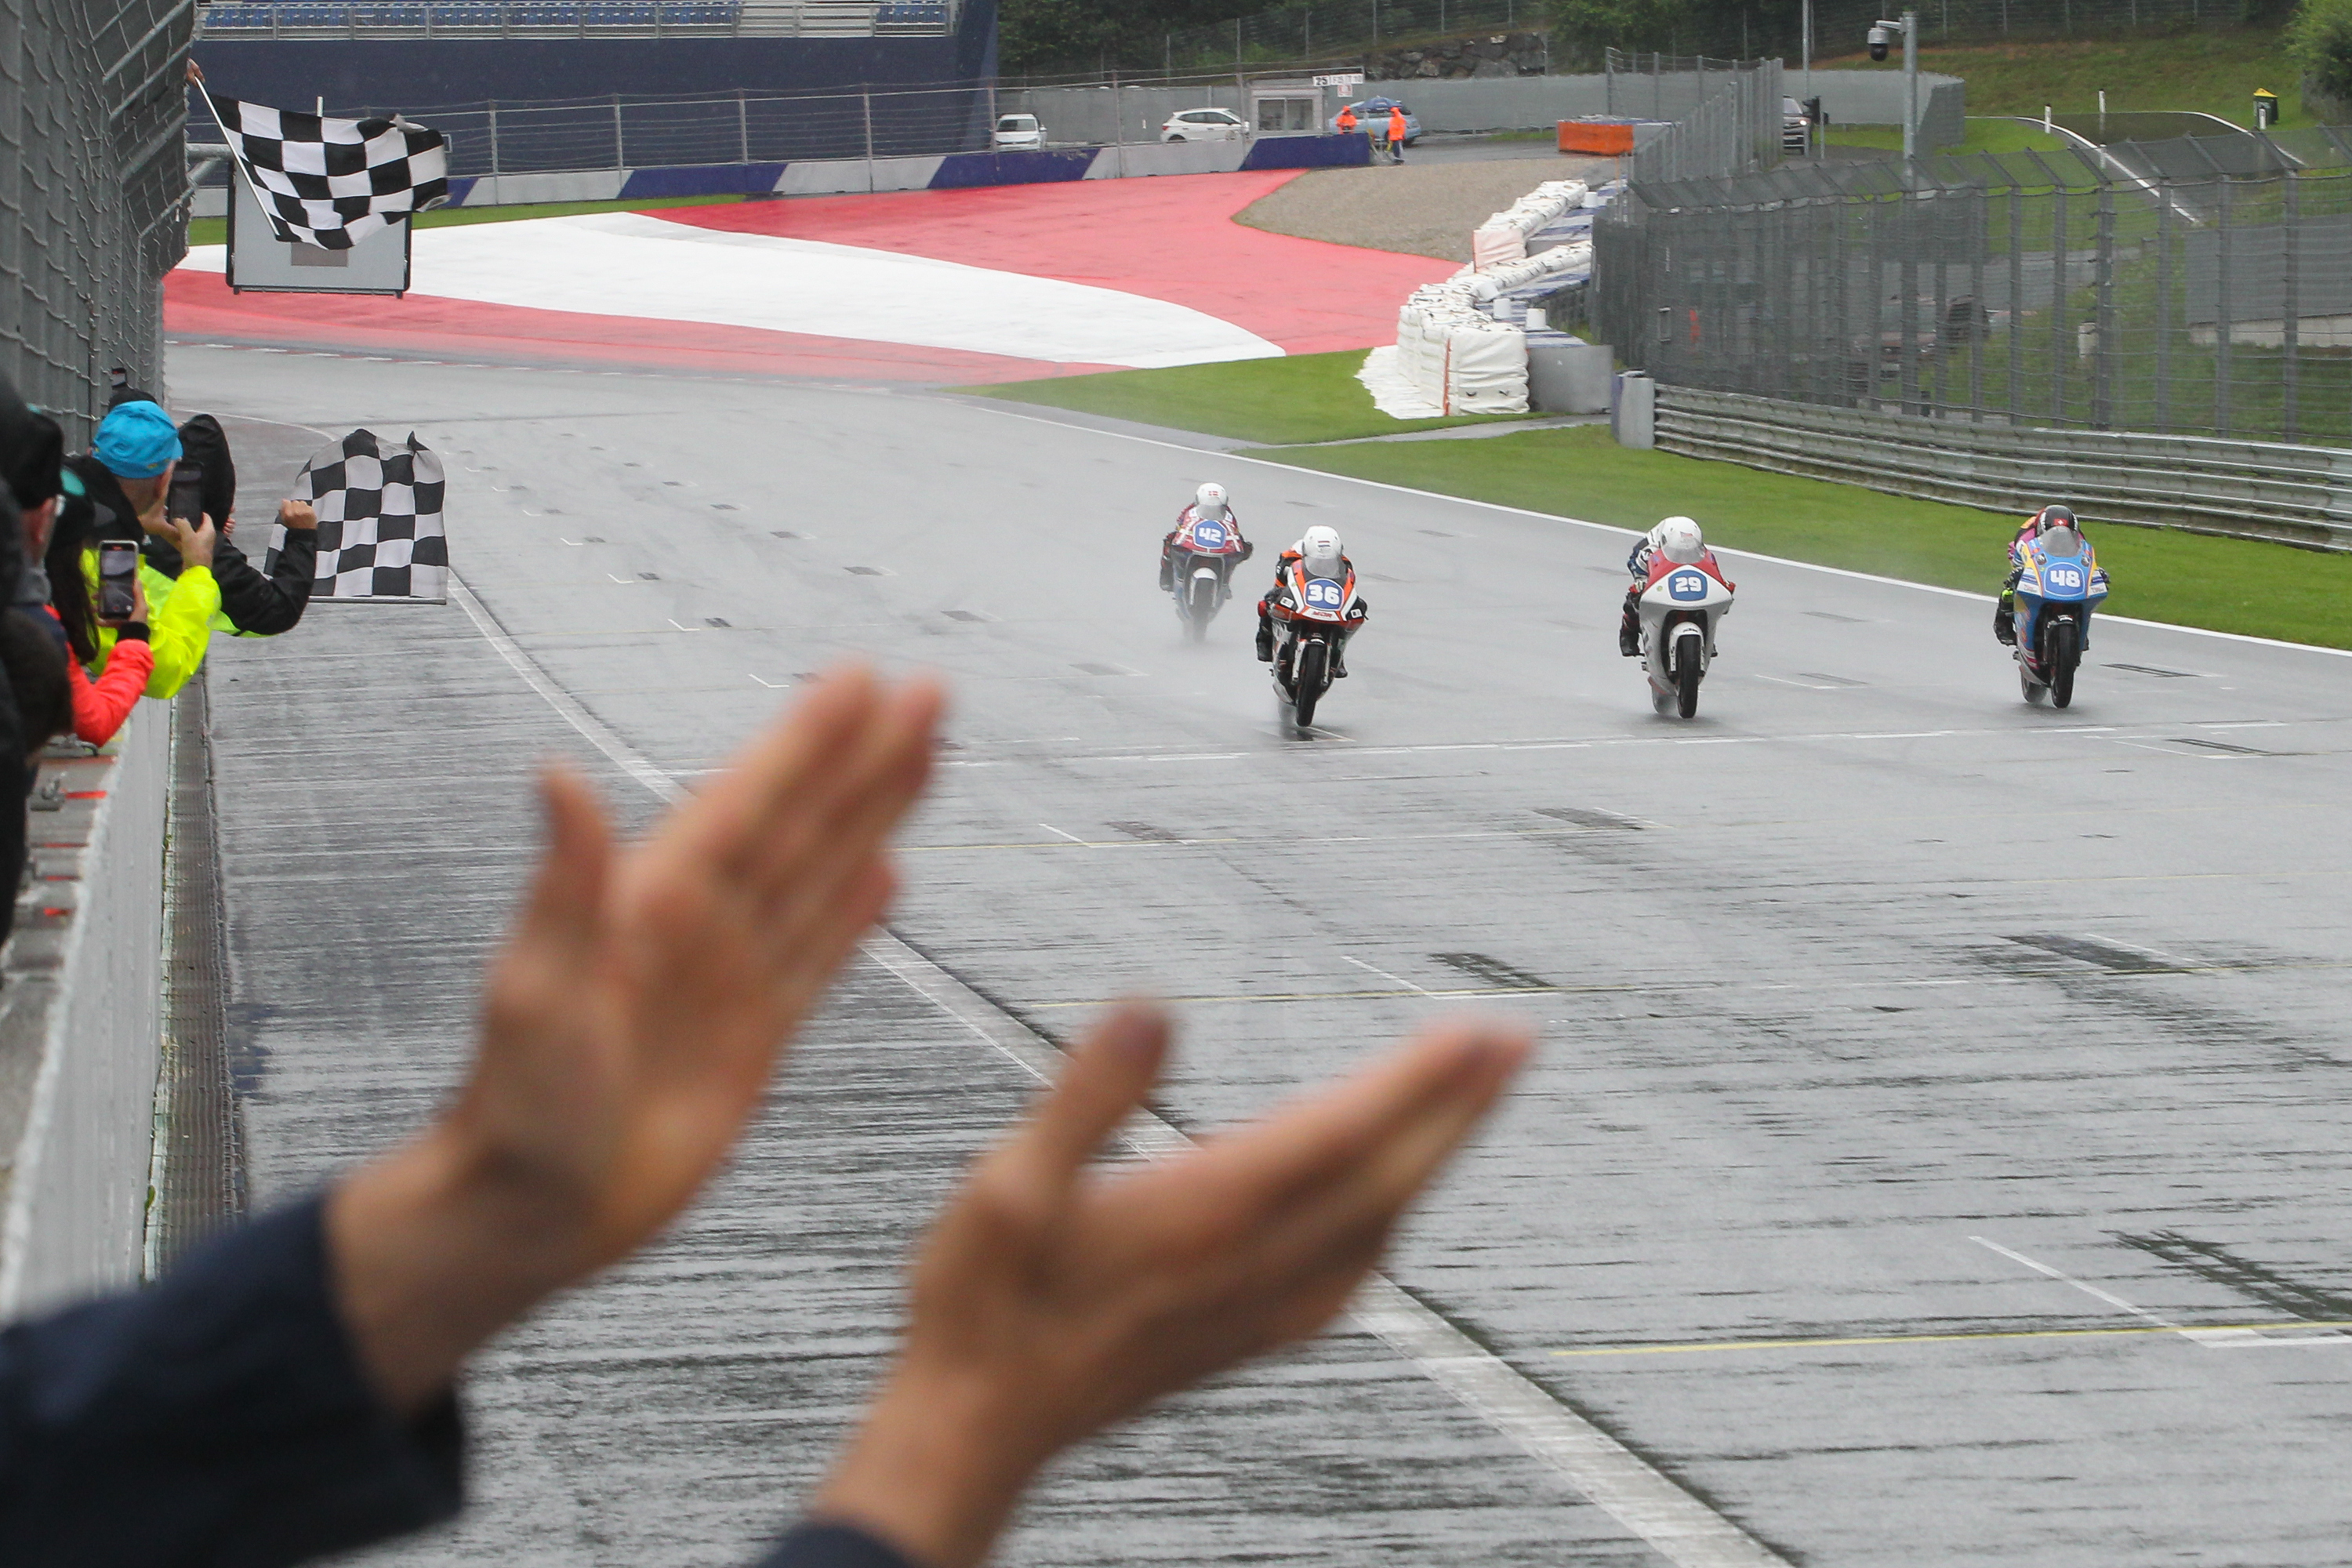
[187, 60, 283, 242]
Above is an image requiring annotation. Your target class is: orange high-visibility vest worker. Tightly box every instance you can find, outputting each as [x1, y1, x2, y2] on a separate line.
[1337, 104, 1357, 133]
[1387, 107, 1407, 160]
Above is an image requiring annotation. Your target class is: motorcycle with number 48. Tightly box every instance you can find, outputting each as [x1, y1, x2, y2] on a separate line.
[2012, 523, 2108, 708]
[1167, 514, 1250, 641]
[1265, 557, 1367, 729]
[1637, 554, 1737, 717]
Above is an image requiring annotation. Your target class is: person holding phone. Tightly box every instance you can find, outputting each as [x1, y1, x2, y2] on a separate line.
[40, 476, 154, 745]
[64, 401, 221, 699]
[79, 398, 318, 639]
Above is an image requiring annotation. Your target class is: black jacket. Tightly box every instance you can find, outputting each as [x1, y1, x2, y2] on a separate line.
[0, 1196, 917, 1568]
[65, 449, 317, 637]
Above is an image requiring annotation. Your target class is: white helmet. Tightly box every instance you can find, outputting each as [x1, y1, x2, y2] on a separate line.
[1656, 516, 1704, 564]
[1194, 482, 1228, 521]
[1299, 525, 1345, 577]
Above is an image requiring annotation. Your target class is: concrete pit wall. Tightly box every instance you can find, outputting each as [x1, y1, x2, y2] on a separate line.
[0, 703, 169, 1322]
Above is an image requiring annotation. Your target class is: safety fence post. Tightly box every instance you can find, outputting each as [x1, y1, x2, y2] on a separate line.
[737, 89, 750, 164]
[862, 89, 875, 160]
[612, 93, 625, 169]
[488, 100, 501, 174]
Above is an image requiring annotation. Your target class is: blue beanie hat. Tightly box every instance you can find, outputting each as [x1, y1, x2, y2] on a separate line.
[93, 399, 181, 479]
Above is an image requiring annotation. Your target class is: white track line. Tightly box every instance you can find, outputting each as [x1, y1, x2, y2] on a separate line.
[447, 570, 1792, 1568]
[1972, 1236, 2352, 1349]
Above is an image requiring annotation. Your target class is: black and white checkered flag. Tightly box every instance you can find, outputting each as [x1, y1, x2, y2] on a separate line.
[212, 96, 449, 251]
[272, 430, 449, 603]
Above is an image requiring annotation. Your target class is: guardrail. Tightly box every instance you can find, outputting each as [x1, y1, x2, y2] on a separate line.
[0, 704, 169, 1322]
[1653, 386, 2352, 552]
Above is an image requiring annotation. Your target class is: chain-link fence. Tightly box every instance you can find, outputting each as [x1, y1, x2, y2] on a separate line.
[2, 0, 191, 441]
[1591, 129, 2352, 447]
[1157, 0, 1534, 74]
[1613, 50, 1785, 183]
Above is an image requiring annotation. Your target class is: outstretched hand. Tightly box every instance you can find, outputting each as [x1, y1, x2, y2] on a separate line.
[814, 1004, 1530, 1568]
[328, 666, 943, 1414]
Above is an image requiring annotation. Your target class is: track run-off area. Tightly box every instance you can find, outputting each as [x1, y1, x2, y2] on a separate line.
[176, 298, 2352, 1566]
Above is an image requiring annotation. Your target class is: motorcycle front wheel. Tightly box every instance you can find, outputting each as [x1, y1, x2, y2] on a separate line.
[1188, 579, 1217, 641]
[1675, 651, 1702, 718]
[2047, 618, 2079, 709]
[1293, 637, 1328, 728]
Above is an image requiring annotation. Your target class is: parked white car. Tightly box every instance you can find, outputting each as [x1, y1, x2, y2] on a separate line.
[1160, 107, 1248, 143]
[993, 113, 1045, 151]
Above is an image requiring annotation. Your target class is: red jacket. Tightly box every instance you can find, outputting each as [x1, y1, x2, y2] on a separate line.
[49, 604, 153, 746]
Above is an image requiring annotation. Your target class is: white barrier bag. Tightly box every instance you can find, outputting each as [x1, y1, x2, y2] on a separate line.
[1444, 321, 1530, 415]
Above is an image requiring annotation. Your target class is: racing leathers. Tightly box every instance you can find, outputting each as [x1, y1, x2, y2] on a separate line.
[1994, 514, 2084, 646]
[1254, 547, 1367, 677]
[1619, 532, 1723, 657]
[1161, 504, 1251, 591]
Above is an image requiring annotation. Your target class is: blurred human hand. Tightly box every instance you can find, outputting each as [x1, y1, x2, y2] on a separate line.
[814, 1005, 1530, 1568]
[279, 498, 318, 533]
[173, 516, 218, 570]
[328, 666, 944, 1415]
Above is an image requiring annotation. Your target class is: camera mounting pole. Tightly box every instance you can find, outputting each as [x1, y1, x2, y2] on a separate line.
[1869, 12, 1920, 165]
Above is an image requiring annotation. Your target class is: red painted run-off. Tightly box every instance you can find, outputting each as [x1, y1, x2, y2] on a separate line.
[661, 170, 1456, 358]
[167, 169, 1455, 383]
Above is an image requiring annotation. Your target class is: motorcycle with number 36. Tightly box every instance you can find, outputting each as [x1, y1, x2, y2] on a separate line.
[2012, 523, 2107, 708]
[1266, 558, 1366, 729]
[1637, 554, 1737, 717]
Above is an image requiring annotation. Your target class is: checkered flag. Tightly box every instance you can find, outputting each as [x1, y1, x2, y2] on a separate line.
[272, 430, 449, 603]
[212, 96, 449, 251]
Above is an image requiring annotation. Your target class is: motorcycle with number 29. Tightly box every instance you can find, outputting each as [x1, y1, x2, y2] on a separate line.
[1266, 558, 1367, 729]
[2012, 523, 2108, 708]
[1637, 554, 1737, 717]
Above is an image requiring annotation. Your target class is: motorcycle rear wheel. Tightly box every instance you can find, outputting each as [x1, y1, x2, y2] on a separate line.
[1294, 638, 1327, 728]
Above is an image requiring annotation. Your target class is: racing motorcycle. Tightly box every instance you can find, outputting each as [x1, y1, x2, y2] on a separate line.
[1265, 557, 1366, 729]
[2012, 522, 2108, 709]
[1636, 553, 1737, 718]
[1167, 515, 1250, 641]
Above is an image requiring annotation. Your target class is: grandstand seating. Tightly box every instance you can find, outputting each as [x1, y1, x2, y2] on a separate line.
[195, 2, 774, 34]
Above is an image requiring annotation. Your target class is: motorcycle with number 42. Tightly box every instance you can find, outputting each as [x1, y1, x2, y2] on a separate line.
[1265, 557, 1367, 729]
[1167, 516, 1250, 641]
[2012, 523, 2108, 708]
[1637, 554, 1737, 717]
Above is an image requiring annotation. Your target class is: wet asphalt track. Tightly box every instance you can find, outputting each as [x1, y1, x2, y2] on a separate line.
[176, 344, 2352, 1566]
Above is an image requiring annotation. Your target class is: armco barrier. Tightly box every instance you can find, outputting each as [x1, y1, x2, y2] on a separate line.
[0, 702, 169, 1322]
[1654, 385, 2352, 551]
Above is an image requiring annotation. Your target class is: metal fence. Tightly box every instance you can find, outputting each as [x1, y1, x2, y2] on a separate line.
[1157, 0, 1535, 73]
[1591, 129, 2352, 448]
[188, 79, 993, 171]
[1565, 0, 2277, 66]
[1614, 51, 1784, 184]
[3, 0, 191, 441]
[192, 0, 962, 39]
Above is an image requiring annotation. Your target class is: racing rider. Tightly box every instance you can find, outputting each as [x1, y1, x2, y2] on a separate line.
[1161, 482, 1251, 591]
[1994, 503, 2083, 647]
[1618, 515, 1715, 656]
[1256, 524, 1367, 677]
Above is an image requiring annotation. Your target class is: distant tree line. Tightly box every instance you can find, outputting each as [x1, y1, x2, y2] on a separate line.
[1000, 0, 2297, 77]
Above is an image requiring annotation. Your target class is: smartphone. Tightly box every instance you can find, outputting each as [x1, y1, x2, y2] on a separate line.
[98, 541, 139, 620]
[167, 461, 205, 529]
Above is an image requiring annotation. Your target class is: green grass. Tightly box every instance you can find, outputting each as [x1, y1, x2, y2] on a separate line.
[970, 350, 1523, 446]
[185, 191, 752, 248]
[1259, 424, 2352, 648]
[1815, 25, 2306, 128]
[1824, 118, 2072, 154]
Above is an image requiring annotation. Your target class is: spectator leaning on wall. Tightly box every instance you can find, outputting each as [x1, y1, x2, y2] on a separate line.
[128, 397, 318, 637]
[64, 401, 220, 699]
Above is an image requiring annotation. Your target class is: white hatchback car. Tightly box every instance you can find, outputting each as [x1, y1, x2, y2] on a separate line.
[1160, 107, 1248, 143]
[993, 113, 1044, 151]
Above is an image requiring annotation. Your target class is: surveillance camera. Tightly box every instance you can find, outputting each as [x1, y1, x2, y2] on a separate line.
[1868, 24, 1889, 60]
